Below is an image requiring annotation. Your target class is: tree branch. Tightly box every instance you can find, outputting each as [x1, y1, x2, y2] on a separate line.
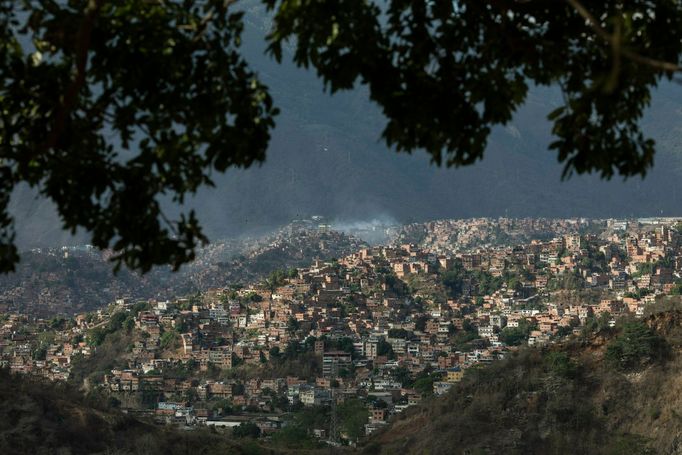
[43, 0, 103, 153]
[159, 209, 179, 237]
[566, 0, 682, 73]
[192, 0, 239, 43]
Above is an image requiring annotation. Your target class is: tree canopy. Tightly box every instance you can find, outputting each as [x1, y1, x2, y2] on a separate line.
[2, 0, 681, 272]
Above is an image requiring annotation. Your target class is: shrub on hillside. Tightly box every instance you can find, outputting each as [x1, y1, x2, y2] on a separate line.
[605, 322, 668, 371]
[545, 352, 577, 379]
[233, 422, 261, 439]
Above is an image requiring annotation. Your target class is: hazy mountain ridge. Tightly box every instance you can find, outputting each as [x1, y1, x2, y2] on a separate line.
[391, 218, 608, 252]
[0, 224, 364, 316]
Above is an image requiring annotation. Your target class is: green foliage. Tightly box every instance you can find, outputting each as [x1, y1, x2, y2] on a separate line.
[324, 336, 356, 357]
[632, 262, 655, 278]
[0, 1, 277, 273]
[625, 288, 651, 299]
[583, 312, 614, 336]
[413, 375, 436, 396]
[644, 296, 682, 318]
[263, 349, 322, 378]
[231, 353, 244, 368]
[270, 425, 318, 449]
[545, 352, 577, 379]
[388, 328, 409, 339]
[441, 262, 505, 297]
[107, 311, 128, 333]
[554, 325, 575, 339]
[87, 327, 107, 347]
[473, 270, 505, 295]
[0, 1, 679, 273]
[604, 434, 655, 455]
[159, 330, 178, 350]
[267, 0, 675, 179]
[32, 345, 47, 361]
[605, 321, 668, 371]
[84, 309, 135, 347]
[243, 292, 263, 303]
[295, 405, 329, 429]
[163, 359, 198, 380]
[264, 269, 289, 290]
[441, 262, 466, 297]
[0, 370, 265, 455]
[70, 329, 129, 385]
[499, 319, 536, 346]
[49, 317, 69, 330]
[410, 367, 442, 397]
[450, 319, 482, 351]
[499, 327, 528, 347]
[548, 272, 584, 291]
[131, 301, 150, 315]
[376, 338, 395, 359]
[669, 281, 682, 296]
[414, 315, 428, 332]
[268, 346, 281, 359]
[286, 316, 299, 335]
[392, 366, 412, 387]
[106, 396, 121, 409]
[232, 383, 245, 396]
[270, 406, 326, 448]
[232, 422, 261, 439]
[338, 399, 368, 440]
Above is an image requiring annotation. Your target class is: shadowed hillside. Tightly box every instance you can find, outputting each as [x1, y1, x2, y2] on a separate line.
[0, 370, 281, 455]
[0, 225, 364, 316]
[365, 306, 682, 455]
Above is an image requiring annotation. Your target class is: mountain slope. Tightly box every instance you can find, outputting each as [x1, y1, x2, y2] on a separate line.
[366, 307, 682, 455]
[0, 225, 364, 316]
[0, 370, 276, 455]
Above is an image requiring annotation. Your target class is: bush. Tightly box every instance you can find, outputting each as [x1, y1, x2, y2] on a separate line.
[499, 327, 527, 346]
[87, 327, 107, 347]
[159, 331, 178, 350]
[605, 322, 668, 371]
[232, 422, 261, 439]
[270, 425, 318, 449]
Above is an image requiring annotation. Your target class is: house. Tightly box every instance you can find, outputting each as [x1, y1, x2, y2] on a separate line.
[299, 386, 331, 406]
[445, 367, 464, 383]
[322, 351, 352, 377]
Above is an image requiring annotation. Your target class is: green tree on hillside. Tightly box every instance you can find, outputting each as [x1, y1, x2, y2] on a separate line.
[605, 321, 668, 371]
[159, 330, 179, 350]
[499, 319, 537, 346]
[338, 399, 368, 441]
[232, 422, 261, 439]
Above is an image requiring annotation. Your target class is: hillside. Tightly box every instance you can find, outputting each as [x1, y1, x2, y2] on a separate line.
[8, 308, 682, 455]
[366, 306, 682, 455]
[0, 249, 177, 317]
[0, 225, 364, 316]
[390, 218, 604, 252]
[0, 370, 279, 455]
[184, 225, 366, 290]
